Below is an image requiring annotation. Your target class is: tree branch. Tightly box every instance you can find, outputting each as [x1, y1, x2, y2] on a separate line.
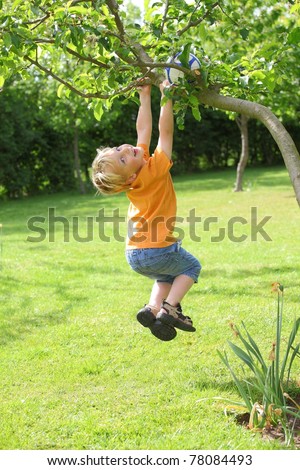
[34, 39, 110, 69]
[105, 0, 154, 67]
[218, 3, 240, 27]
[27, 0, 93, 30]
[235, 115, 242, 131]
[23, 13, 50, 30]
[24, 55, 147, 99]
[160, 0, 170, 35]
[178, 1, 219, 36]
[199, 89, 300, 207]
[105, 0, 126, 40]
[25, 55, 102, 98]
[71, 0, 93, 4]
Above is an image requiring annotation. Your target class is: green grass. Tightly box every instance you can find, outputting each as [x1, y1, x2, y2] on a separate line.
[0, 166, 299, 450]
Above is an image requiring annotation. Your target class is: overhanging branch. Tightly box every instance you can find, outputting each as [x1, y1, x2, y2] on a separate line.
[34, 39, 110, 69]
[24, 55, 147, 99]
[25, 55, 104, 98]
[199, 89, 300, 207]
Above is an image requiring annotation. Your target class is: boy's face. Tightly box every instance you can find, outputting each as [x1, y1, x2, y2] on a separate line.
[108, 144, 145, 183]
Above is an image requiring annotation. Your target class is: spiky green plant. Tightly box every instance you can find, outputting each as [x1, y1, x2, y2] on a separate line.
[218, 284, 300, 444]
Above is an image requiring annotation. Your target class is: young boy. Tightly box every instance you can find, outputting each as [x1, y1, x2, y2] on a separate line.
[92, 81, 201, 341]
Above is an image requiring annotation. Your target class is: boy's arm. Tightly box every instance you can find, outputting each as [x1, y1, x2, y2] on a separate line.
[157, 81, 174, 160]
[136, 84, 152, 148]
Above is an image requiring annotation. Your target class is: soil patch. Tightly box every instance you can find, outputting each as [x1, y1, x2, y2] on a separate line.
[235, 395, 300, 448]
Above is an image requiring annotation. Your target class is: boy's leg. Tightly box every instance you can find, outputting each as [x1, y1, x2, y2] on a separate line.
[148, 281, 172, 313]
[164, 274, 194, 307]
[157, 274, 196, 332]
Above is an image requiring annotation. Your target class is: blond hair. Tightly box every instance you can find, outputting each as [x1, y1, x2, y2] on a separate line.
[91, 147, 128, 195]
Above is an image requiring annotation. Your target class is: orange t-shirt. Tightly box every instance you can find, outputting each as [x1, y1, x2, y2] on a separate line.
[126, 144, 177, 249]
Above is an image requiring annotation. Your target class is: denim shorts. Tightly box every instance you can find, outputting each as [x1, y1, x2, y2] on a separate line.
[125, 241, 201, 284]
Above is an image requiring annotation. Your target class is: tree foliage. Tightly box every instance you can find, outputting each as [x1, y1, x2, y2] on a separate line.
[0, 79, 76, 197]
[0, 0, 300, 203]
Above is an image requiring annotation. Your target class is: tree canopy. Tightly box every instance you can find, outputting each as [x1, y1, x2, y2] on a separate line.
[1, 0, 300, 204]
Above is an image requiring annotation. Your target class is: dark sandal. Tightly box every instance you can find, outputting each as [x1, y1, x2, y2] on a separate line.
[137, 306, 177, 341]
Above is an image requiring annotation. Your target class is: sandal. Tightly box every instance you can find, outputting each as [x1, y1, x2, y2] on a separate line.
[137, 305, 177, 341]
[156, 301, 196, 332]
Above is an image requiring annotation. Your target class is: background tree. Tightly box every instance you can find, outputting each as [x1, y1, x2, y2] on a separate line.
[205, 1, 300, 192]
[0, 77, 76, 197]
[0, 0, 299, 204]
[234, 114, 249, 192]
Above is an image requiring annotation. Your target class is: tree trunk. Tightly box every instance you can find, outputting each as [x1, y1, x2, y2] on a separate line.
[234, 114, 249, 192]
[73, 126, 86, 195]
[198, 89, 300, 207]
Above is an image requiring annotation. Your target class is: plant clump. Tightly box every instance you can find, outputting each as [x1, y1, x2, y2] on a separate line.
[218, 283, 300, 447]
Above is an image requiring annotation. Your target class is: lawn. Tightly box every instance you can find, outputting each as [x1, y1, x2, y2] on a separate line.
[0, 166, 299, 450]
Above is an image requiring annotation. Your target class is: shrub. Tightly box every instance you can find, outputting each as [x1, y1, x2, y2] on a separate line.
[218, 283, 300, 445]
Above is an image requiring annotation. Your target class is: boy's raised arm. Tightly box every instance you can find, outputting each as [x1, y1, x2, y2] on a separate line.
[157, 81, 174, 160]
[136, 84, 152, 148]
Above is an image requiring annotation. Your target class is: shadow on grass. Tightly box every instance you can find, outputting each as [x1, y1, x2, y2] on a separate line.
[0, 275, 83, 346]
[190, 377, 243, 395]
[0, 192, 128, 237]
[0, 305, 69, 346]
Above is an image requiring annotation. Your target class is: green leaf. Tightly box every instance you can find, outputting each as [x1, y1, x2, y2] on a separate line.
[94, 101, 104, 121]
[65, 88, 71, 99]
[191, 105, 201, 122]
[198, 23, 207, 42]
[290, 4, 300, 14]
[228, 341, 256, 373]
[0, 76, 5, 88]
[57, 83, 65, 98]
[161, 95, 169, 107]
[188, 95, 199, 107]
[99, 37, 110, 51]
[3, 33, 12, 48]
[217, 350, 253, 410]
[281, 317, 300, 381]
[262, 75, 276, 93]
[152, 27, 161, 38]
[10, 33, 20, 49]
[53, 8, 66, 20]
[250, 70, 266, 80]
[287, 27, 300, 45]
[240, 28, 249, 40]
[287, 343, 299, 383]
[101, 4, 110, 16]
[176, 114, 185, 130]
[240, 322, 267, 372]
[130, 95, 140, 107]
[68, 6, 91, 15]
[12, 0, 23, 11]
[180, 43, 192, 69]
